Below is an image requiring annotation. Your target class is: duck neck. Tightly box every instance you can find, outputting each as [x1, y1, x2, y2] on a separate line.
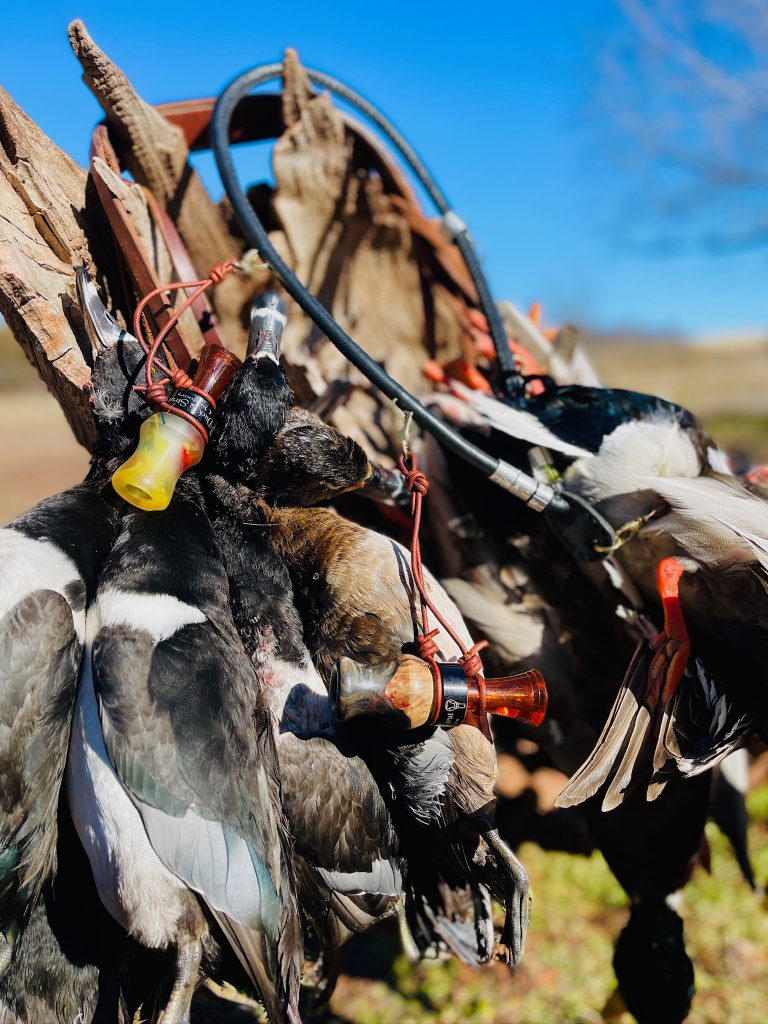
[202, 477, 306, 668]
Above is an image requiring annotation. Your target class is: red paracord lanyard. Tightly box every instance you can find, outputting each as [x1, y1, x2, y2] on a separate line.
[399, 453, 489, 717]
[132, 261, 238, 441]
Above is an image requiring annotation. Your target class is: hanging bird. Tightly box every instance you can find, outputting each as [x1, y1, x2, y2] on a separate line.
[0, 481, 120, 991]
[240, 466, 527, 966]
[65, 474, 302, 1024]
[0, 481, 120, 975]
[202, 474, 405, 1010]
[556, 555, 754, 811]
[201, 316, 529, 968]
[203, 303, 497, 971]
[427, 371, 766, 789]
[59, 282, 303, 1023]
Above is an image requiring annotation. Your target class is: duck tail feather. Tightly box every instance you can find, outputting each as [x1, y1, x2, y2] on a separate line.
[601, 704, 653, 811]
[556, 643, 654, 809]
[209, 909, 299, 1024]
[405, 875, 494, 966]
[665, 660, 752, 777]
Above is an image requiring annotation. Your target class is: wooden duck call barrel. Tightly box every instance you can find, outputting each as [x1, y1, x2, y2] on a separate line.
[331, 655, 547, 730]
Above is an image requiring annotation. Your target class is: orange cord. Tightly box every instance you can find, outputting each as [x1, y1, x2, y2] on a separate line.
[399, 453, 488, 715]
[132, 261, 238, 440]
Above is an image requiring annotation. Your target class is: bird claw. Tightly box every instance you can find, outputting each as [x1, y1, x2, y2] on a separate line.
[501, 868, 530, 968]
[483, 828, 530, 968]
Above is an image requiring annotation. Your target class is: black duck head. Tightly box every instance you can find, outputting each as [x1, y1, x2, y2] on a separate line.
[613, 897, 695, 1024]
[246, 407, 372, 506]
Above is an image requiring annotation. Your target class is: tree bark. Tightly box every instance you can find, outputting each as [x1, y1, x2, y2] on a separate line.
[0, 86, 97, 449]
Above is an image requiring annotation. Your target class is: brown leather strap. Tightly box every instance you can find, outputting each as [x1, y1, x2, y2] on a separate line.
[142, 189, 224, 348]
[90, 125, 195, 372]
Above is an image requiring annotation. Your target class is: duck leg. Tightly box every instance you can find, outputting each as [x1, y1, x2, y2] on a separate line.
[157, 939, 202, 1024]
[481, 828, 530, 967]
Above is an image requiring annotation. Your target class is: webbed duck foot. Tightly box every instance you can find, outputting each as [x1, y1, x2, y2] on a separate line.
[157, 939, 202, 1024]
[0, 933, 12, 977]
[483, 828, 530, 968]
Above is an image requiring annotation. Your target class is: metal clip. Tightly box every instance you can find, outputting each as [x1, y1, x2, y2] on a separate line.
[594, 503, 667, 555]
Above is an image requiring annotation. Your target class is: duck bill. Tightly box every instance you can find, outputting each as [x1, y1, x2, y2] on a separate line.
[359, 463, 410, 506]
[247, 291, 286, 363]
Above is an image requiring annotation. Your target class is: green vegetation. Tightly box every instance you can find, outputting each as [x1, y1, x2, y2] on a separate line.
[328, 801, 768, 1024]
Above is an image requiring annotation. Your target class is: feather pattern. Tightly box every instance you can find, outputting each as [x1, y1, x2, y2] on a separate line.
[449, 382, 593, 458]
[0, 485, 119, 938]
[80, 479, 301, 1020]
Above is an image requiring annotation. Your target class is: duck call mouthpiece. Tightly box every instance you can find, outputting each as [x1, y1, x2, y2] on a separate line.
[248, 292, 286, 363]
[331, 654, 547, 730]
[112, 343, 241, 511]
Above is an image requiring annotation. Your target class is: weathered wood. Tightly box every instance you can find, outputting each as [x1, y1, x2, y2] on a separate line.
[68, 20, 254, 353]
[272, 49, 465, 460]
[0, 87, 97, 449]
[89, 157, 207, 355]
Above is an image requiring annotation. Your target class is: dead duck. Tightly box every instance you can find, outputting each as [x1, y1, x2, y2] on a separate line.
[201, 324, 529, 967]
[201, 318, 431, 971]
[237, 429, 530, 966]
[202, 474, 405, 1010]
[414, 431, 731, 1024]
[428, 373, 765, 790]
[63, 278, 302, 1024]
[65, 473, 302, 1024]
[0, 482, 121, 977]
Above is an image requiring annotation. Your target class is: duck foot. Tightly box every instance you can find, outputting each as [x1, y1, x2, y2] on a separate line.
[202, 978, 264, 1011]
[0, 934, 12, 977]
[482, 828, 530, 967]
[157, 939, 202, 1024]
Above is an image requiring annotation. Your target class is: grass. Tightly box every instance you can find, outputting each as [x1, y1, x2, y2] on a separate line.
[323, 809, 768, 1024]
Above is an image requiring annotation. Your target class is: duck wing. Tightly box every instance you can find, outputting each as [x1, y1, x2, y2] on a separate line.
[91, 485, 301, 1021]
[0, 485, 118, 939]
[646, 473, 768, 573]
[555, 641, 662, 812]
[446, 382, 592, 459]
[654, 658, 752, 781]
[557, 646, 752, 814]
[278, 733, 402, 899]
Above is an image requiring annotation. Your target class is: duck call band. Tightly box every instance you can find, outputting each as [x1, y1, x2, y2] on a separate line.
[167, 390, 216, 436]
[211, 71, 556, 509]
[429, 663, 469, 728]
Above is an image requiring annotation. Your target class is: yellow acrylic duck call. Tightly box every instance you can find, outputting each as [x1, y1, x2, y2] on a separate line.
[112, 343, 241, 511]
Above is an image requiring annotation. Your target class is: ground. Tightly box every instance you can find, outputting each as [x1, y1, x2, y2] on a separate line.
[322, 809, 768, 1024]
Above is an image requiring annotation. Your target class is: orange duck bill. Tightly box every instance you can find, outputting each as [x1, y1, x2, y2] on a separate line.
[555, 557, 692, 812]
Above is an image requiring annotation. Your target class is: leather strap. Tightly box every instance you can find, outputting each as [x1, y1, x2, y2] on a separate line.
[142, 188, 223, 349]
[90, 125, 195, 371]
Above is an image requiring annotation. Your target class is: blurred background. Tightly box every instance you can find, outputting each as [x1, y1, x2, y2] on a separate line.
[2, 1, 768, 1021]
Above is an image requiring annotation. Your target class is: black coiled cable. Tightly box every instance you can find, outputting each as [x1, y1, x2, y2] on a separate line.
[212, 63, 508, 483]
[211, 63, 621, 559]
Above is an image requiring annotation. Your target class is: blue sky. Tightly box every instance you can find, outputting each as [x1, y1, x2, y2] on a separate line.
[3, 0, 766, 336]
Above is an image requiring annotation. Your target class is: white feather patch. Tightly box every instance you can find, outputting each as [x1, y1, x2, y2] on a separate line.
[137, 801, 266, 928]
[449, 382, 592, 459]
[720, 748, 749, 793]
[318, 859, 403, 897]
[0, 530, 85, 641]
[66, 649, 188, 948]
[95, 588, 207, 641]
